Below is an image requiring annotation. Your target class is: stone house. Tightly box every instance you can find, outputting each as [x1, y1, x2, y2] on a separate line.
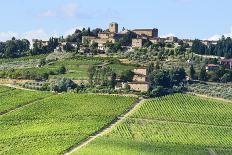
[128, 67, 150, 92]
[132, 28, 158, 38]
[127, 82, 150, 92]
[132, 38, 145, 47]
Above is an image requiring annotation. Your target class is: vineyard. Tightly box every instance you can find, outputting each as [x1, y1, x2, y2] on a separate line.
[76, 94, 232, 155]
[0, 88, 52, 114]
[0, 91, 136, 155]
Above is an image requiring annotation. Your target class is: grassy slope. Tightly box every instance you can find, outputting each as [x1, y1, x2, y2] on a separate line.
[76, 94, 232, 155]
[0, 88, 52, 114]
[0, 93, 136, 155]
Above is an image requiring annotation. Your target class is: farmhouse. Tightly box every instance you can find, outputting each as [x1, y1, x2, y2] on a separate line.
[128, 82, 150, 92]
[205, 64, 219, 72]
[128, 67, 150, 92]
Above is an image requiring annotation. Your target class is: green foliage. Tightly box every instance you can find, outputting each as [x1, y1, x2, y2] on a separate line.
[120, 70, 134, 82]
[191, 36, 232, 58]
[77, 94, 232, 155]
[199, 67, 207, 81]
[49, 78, 77, 92]
[0, 38, 30, 58]
[88, 66, 116, 87]
[0, 92, 136, 154]
[189, 65, 196, 80]
[0, 88, 52, 114]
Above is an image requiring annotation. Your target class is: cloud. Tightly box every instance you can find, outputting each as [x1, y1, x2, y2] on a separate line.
[60, 3, 78, 18]
[0, 29, 58, 43]
[38, 10, 56, 18]
[38, 3, 78, 18]
[64, 26, 83, 37]
[207, 26, 232, 41]
[160, 33, 176, 38]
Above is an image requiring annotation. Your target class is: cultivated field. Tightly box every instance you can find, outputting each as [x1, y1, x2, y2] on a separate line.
[0, 86, 52, 114]
[76, 94, 232, 155]
[0, 89, 137, 155]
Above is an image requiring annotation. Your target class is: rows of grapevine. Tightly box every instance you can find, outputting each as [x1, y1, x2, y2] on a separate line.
[0, 89, 52, 114]
[76, 94, 232, 155]
[0, 85, 13, 93]
[0, 93, 136, 155]
[132, 94, 232, 126]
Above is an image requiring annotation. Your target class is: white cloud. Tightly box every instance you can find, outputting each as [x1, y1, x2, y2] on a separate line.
[38, 3, 78, 18]
[0, 31, 19, 41]
[207, 26, 232, 41]
[39, 10, 56, 18]
[64, 26, 83, 37]
[160, 33, 176, 38]
[0, 29, 58, 43]
[60, 3, 78, 18]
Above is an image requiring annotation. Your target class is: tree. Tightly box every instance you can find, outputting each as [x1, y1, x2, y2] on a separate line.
[191, 39, 207, 55]
[154, 70, 172, 88]
[199, 67, 207, 81]
[120, 70, 134, 82]
[170, 67, 186, 85]
[221, 73, 231, 83]
[50, 78, 77, 92]
[88, 65, 95, 86]
[57, 66, 66, 74]
[189, 65, 196, 80]
[147, 62, 154, 75]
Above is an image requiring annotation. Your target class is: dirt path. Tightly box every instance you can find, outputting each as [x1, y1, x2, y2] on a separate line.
[63, 97, 145, 155]
[207, 148, 218, 155]
[0, 84, 35, 91]
[126, 117, 232, 128]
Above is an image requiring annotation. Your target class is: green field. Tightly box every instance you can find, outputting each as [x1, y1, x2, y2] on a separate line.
[0, 89, 137, 155]
[76, 94, 232, 155]
[0, 86, 13, 93]
[0, 56, 137, 80]
[0, 88, 52, 114]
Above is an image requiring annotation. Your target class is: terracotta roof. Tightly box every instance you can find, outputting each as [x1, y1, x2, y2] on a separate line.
[128, 82, 150, 84]
[206, 64, 219, 67]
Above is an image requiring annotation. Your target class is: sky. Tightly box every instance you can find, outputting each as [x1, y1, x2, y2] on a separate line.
[0, 0, 232, 42]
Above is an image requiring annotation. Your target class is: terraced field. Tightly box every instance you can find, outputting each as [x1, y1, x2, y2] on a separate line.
[0, 89, 137, 155]
[76, 94, 232, 155]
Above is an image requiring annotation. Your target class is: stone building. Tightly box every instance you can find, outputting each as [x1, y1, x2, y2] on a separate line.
[127, 82, 150, 92]
[82, 23, 119, 51]
[109, 22, 118, 33]
[32, 39, 49, 47]
[128, 67, 150, 92]
[132, 28, 158, 38]
[132, 38, 145, 47]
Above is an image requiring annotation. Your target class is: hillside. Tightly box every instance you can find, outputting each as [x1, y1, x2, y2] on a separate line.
[75, 94, 232, 155]
[0, 87, 137, 155]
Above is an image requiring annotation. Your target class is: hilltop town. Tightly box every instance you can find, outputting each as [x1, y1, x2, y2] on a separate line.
[32, 22, 218, 54]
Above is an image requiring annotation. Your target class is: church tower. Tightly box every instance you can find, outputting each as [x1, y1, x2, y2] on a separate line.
[109, 22, 118, 33]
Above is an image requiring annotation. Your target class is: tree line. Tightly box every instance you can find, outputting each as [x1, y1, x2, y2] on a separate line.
[0, 37, 30, 58]
[191, 36, 232, 58]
